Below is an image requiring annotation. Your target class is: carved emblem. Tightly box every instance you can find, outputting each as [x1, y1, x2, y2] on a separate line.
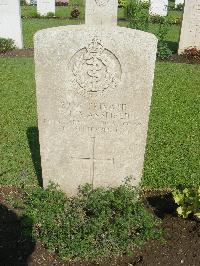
[95, 0, 110, 6]
[71, 38, 121, 97]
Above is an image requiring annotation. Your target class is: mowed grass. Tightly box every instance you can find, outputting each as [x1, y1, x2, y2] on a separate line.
[21, 5, 182, 49]
[0, 58, 199, 188]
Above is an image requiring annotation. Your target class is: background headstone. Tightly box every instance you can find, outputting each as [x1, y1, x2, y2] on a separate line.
[149, 0, 168, 16]
[25, 0, 31, 5]
[175, 0, 184, 8]
[37, 0, 55, 16]
[178, 0, 200, 54]
[85, 0, 118, 26]
[35, 0, 157, 196]
[0, 0, 23, 49]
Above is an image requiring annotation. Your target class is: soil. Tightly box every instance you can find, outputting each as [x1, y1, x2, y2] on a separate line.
[0, 49, 34, 58]
[1, 49, 200, 64]
[0, 186, 199, 266]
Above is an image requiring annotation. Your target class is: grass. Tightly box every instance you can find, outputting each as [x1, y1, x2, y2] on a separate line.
[20, 5, 182, 49]
[0, 58, 199, 188]
[143, 62, 200, 188]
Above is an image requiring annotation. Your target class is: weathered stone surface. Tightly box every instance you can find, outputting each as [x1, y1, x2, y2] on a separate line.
[0, 0, 23, 48]
[175, 0, 184, 7]
[37, 0, 55, 16]
[149, 0, 168, 16]
[178, 0, 200, 54]
[35, 25, 157, 196]
[85, 0, 118, 26]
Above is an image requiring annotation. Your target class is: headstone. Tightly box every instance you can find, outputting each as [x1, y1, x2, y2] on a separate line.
[25, 0, 31, 5]
[34, 0, 158, 196]
[178, 0, 200, 54]
[37, 0, 55, 16]
[175, 0, 184, 8]
[0, 0, 23, 49]
[149, 0, 168, 16]
[85, 0, 118, 26]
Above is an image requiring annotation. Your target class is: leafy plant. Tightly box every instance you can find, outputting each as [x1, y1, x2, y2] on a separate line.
[118, 0, 126, 8]
[0, 37, 16, 53]
[46, 12, 55, 18]
[181, 47, 200, 63]
[167, 16, 182, 25]
[140, 0, 150, 9]
[21, 181, 161, 261]
[174, 3, 184, 11]
[125, 0, 149, 31]
[156, 20, 172, 59]
[150, 15, 165, 24]
[173, 187, 200, 219]
[70, 6, 80, 19]
[56, 0, 69, 6]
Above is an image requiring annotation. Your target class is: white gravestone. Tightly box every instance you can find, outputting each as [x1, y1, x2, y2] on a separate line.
[150, 0, 168, 16]
[0, 0, 23, 49]
[37, 0, 55, 16]
[25, 0, 31, 4]
[175, 0, 184, 8]
[178, 0, 200, 54]
[85, 0, 118, 26]
[34, 0, 158, 196]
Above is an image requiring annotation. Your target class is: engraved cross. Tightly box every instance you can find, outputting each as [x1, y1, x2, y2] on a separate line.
[71, 137, 114, 185]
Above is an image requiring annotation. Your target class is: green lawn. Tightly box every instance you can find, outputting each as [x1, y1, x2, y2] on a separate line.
[1, 58, 199, 188]
[21, 5, 182, 49]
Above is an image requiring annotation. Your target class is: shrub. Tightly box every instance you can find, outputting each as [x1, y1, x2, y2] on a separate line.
[140, 0, 150, 9]
[156, 20, 172, 59]
[167, 16, 182, 25]
[150, 15, 165, 24]
[174, 3, 184, 11]
[46, 12, 55, 18]
[125, 0, 149, 31]
[21, 181, 161, 261]
[181, 47, 200, 62]
[173, 187, 200, 219]
[70, 6, 80, 19]
[0, 37, 16, 53]
[56, 1, 69, 6]
[118, 0, 126, 8]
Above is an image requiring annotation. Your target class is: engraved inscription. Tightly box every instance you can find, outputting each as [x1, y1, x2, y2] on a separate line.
[71, 137, 114, 183]
[70, 37, 121, 98]
[95, 0, 110, 7]
[61, 101, 131, 135]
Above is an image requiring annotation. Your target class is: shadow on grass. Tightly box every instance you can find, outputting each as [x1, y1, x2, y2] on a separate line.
[167, 41, 179, 54]
[27, 127, 43, 187]
[145, 193, 177, 219]
[0, 203, 35, 265]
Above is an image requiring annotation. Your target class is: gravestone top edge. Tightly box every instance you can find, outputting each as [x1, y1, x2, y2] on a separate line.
[34, 25, 158, 43]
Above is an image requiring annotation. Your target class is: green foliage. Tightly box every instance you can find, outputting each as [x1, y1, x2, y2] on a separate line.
[140, 0, 150, 9]
[150, 15, 165, 24]
[173, 187, 200, 219]
[125, 0, 149, 31]
[118, 0, 126, 8]
[156, 20, 172, 59]
[167, 16, 182, 25]
[0, 38, 16, 53]
[21, 182, 161, 261]
[174, 4, 184, 11]
[46, 12, 55, 18]
[70, 6, 80, 19]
